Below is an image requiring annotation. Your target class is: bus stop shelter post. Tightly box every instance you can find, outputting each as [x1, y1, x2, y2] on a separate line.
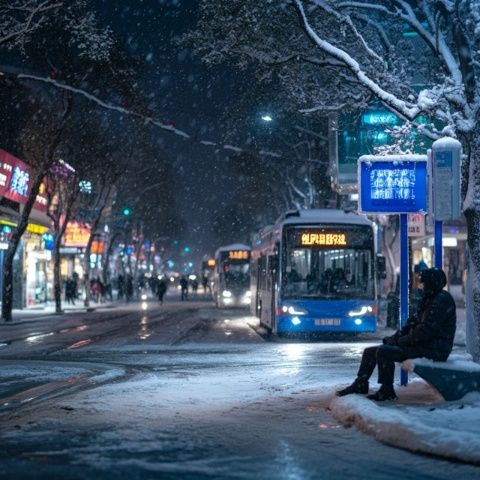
[400, 214, 409, 386]
[435, 220, 443, 268]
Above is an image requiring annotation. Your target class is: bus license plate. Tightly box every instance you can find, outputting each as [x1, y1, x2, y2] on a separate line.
[315, 319, 341, 326]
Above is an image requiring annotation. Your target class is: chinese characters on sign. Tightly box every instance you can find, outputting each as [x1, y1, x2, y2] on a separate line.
[370, 169, 416, 200]
[0, 149, 48, 212]
[300, 232, 347, 247]
[228, 250, 250, 260]
[358, 157, 427, 214]
[9, 166, 30, 197]
[63, 222, 91, 248]
[408, 213, 425, 237]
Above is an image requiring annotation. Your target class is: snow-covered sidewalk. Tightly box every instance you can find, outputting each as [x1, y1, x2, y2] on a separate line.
[330, 379, 480, 465]
[6, 300, 124, 324]
[330, 311, 480, 468]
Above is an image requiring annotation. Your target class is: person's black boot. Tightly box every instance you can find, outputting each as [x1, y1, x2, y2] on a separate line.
[366, 384, 397, 401]
[336, 377, 369, 397]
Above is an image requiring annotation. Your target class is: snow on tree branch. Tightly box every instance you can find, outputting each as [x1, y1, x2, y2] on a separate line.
[0, 0, 62, 47]
[295, 0, 420, 120]
[14, 72, 283, 159]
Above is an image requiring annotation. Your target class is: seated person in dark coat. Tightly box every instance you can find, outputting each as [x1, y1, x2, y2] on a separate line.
[336, 268, 456, 401]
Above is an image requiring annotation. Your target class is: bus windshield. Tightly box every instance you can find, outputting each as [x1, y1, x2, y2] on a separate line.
[223, 262, 250, 289]
[282, 225, 375, 300]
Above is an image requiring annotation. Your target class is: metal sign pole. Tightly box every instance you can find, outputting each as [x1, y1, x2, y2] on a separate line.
[357, 154, 428, 388]
[400, 213, 409, 386]
[435, 220, 443, 268]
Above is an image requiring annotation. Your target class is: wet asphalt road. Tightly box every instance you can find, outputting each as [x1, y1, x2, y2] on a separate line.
[0, 295, 478, 480]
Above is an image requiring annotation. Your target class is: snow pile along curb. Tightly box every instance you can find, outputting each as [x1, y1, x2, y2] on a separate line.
[329, 383, 480, 465]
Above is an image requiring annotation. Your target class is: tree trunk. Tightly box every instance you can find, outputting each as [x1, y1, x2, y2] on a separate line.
[83, 198, 111, 307]
[463, 128, 480, 362]
[1, 170, 45, 321]
[53, 238, 62, 313]
[102, 231, 120, 285]
[83, 234, 93, 308]
[132, 230, 143, 296]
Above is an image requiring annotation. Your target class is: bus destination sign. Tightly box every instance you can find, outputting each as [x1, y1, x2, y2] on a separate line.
[228, 250, 250, 260]
[299, 231, 348, 247]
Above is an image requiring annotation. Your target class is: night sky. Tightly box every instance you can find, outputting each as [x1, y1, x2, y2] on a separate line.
[92, 0, 255, 253]
[94, 0, 279, 262]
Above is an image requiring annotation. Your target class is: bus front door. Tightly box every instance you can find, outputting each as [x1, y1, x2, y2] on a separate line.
[261, 255, 278, 333]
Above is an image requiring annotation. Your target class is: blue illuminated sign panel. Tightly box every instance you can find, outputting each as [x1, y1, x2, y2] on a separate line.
[359, 158, 427, 213]
[361, 112, 398, 126]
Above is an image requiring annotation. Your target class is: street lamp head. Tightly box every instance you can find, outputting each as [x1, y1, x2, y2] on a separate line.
[261, 115, 273, 122]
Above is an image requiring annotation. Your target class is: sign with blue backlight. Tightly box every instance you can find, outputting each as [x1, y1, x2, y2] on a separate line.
[358, 155, 428, 214]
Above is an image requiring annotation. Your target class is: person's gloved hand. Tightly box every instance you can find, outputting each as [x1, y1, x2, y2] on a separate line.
[382, 335, 397, 346]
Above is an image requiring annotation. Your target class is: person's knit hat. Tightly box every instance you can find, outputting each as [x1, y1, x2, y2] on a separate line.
[420, 268, 447, 296]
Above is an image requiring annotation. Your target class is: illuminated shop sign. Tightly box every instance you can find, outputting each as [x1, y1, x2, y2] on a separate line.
[9, 166, 29, 196]
[300, 232, 347, 247]
[0, 149, 48, 212]
[63, 221, 91, 247]
[361, 111, 399, 126]
[34, 182, 48, 212]
[228, 250, 250, 260]
[91, 240, 105, 254]
[358, 157, 427, 214]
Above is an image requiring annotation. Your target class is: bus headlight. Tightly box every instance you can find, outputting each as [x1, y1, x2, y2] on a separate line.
[348, 305, 373, 317]
[281, 305, 307, 315]
[222, 290, 232, 298]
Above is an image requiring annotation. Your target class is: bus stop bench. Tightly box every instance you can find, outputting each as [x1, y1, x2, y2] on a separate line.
[402, 357, 480, 401]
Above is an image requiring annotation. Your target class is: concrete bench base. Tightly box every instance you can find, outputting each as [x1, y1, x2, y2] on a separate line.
[413, 364, 480, 401]
[403, 357, 480, 401]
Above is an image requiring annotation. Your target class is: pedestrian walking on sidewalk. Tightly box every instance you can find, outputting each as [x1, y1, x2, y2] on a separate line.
[336, 268, 456, 401]
[157, 277, 167, 304]
[65, 278, 76, 305]
[180, 275, 188, 301]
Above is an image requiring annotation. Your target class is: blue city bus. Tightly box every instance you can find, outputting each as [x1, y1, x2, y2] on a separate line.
[250, 209, 382, 334]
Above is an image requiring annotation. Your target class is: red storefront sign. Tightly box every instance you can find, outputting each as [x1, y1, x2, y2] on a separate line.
[0, 149, 48, 212]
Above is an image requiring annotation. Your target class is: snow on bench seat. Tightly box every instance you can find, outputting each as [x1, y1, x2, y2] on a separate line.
[402, 354, 480, 401]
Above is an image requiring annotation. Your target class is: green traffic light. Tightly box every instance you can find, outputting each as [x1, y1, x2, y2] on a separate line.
[123, 208, 131, 216]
